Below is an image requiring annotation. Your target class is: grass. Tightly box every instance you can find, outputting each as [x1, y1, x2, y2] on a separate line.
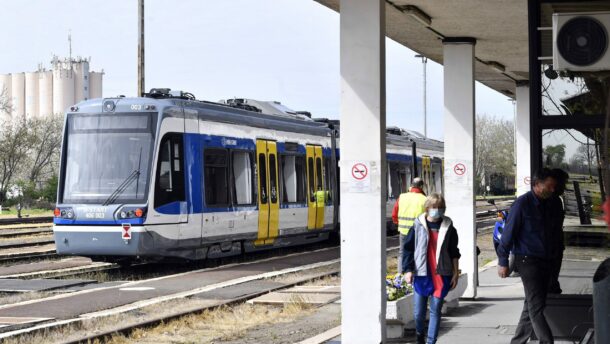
[104, 299, 317, 344]
[0, 208, 53, 218]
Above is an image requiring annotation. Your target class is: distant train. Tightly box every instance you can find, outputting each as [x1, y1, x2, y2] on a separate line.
[53, 90, 444, 262]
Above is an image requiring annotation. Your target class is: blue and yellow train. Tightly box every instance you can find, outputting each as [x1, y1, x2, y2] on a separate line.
[53, 89, 444, 262]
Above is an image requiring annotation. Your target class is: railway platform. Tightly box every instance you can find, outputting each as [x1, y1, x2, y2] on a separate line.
[302, 259, 600, 344]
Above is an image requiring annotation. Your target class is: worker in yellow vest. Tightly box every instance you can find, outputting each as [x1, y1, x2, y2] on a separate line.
[315, 186, 328, 208]
[392, 177, 426, 273]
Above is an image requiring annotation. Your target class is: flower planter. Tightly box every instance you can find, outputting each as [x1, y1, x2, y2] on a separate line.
[386, 293, 414, 339]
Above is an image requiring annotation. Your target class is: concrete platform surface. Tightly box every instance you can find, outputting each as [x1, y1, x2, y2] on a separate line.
[0, 278, 95, 292]
[0, 257, 93, 277]
[321, 259, 602, 343]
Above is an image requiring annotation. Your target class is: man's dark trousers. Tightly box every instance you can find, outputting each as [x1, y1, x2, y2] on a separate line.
[511, 255, 554, 344]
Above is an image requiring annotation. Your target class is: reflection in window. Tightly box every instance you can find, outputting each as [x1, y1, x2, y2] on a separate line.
[258, 154, 268, 204]
[541, 63, 606, 117]
[542, 128, 603, 222]
[204, 149, 229, 206]
[308, 157, 315, 202]
[269, 154, 278, 204]
[281, 155, 306, 203]
[232, 151, 253, 205]
[155, 134, 185, 208]
[388, 162, 410, 199]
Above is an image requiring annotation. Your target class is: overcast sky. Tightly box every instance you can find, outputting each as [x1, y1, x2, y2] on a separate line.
[1, 0, 514, 141]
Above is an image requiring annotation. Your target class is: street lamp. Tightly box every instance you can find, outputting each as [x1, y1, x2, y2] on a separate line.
[415, 54, 428, 138]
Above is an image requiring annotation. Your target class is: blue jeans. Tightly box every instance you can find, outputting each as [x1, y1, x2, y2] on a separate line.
[414, 292, 444, 344]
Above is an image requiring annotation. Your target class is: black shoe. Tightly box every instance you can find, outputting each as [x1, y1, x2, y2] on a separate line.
[416, 333, 426, 344]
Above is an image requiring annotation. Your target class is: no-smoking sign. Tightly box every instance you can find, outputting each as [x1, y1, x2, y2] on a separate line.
[346, 161, 371, 193]
[453, 163, 466, 176]
[351, 163, 368, 180]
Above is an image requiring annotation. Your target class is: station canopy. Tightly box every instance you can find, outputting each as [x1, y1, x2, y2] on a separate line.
[315, 1, 610, 98]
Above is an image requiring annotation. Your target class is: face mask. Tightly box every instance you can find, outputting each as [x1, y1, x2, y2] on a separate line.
[428, 208, 444, 219]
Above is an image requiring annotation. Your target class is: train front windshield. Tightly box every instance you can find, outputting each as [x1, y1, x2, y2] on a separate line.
[61, 113, 155, 204]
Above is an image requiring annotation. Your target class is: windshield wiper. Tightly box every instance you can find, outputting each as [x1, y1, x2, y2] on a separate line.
[102, 169, 141, 206]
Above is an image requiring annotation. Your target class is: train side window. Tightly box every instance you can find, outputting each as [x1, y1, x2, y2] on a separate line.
[204, 149, 229, 207]
[258, 153, 268, 204]
[281, 155, 307, 203]
[281, 155, 297, 203]
[388, 162, 401, 199]
[231, 151, 254, 205]
[307, 157, 315, 202]
[316, 158, 323, 189]
[324, 158, 332, 200]
[269, 154, 278, 204]
[154, 134, 185, 208]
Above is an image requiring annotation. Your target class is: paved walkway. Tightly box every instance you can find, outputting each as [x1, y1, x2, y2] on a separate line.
[324, 259, 601, 343]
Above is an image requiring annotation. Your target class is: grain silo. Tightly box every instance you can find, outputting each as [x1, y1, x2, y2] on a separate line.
[11, 73, 25, 117]
[73, 58, 90, 101]
[38, 71, 53, 117]
[52, 59, 75, 115]
[0, 74, 11, 117]
[25, 72, 39, 118]
[89, 71, 104, 99]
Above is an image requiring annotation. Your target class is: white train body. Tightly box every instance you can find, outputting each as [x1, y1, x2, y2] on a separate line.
[53, 94, 443, 261]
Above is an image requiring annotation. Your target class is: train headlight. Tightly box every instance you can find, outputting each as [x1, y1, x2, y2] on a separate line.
[117, 207, 147, 220]
[55, 207, 75, 219]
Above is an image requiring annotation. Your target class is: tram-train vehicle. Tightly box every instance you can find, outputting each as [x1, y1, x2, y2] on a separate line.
[53, 90, 444, 262]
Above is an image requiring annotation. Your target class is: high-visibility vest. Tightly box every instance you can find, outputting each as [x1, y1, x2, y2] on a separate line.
[397, 192, 426, 235]
[315, 190, 328, 207]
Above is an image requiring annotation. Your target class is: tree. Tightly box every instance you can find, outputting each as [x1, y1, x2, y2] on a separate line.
[26, 114, 63, 183]
[543, 144, 566, 168]
[0, 87, 11, 115]
[0, 116, 31, 202]
[475, 114, 515, 194]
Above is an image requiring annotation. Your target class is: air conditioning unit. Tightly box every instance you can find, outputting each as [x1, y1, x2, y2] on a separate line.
[553, 12, 610, 71]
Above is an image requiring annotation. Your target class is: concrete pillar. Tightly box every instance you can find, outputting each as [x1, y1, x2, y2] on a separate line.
[442, 38, 477, 298]
[515, 84, 531, 196]
[340, 0, 387, 342]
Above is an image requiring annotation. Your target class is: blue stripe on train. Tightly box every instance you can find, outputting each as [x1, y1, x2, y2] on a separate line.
[155, 133, 415, 215]
[54, 217, 145, 225]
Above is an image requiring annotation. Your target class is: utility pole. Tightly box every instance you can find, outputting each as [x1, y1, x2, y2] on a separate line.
[415, 54, 427, 138]
[138, 0, 145, 96]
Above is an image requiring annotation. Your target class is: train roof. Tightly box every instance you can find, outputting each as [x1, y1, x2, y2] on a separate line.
[71, 89, 444, 153]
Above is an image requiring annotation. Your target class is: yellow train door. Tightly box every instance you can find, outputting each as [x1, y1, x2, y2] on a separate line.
[255, 140, 279, 245]
[306, 145, 325, 230]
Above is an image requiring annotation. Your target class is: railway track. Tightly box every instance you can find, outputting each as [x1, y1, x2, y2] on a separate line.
[0, 240, 377, 343]
[0, 216, 53, 226]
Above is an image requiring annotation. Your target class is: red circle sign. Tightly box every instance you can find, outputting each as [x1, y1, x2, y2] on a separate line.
[351, 163, 368, 180]
[524, 176, 531, 185]
[453, 163, 466, 176]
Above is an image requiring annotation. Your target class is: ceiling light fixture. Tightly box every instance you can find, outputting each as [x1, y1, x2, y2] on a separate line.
[399, 5, 432, 27]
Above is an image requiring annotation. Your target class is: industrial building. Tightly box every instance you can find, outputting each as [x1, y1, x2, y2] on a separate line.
[0, 56, 103, 118]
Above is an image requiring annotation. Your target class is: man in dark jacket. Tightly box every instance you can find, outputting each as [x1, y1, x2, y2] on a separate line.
[497, 168, 561, 344]
[548, 168, 568, 294]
